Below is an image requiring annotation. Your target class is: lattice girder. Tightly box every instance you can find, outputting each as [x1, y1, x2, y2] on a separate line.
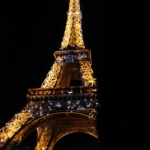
[0, 103, 33, 148]
[41, 61, 63, 88]
[48, 119, 98, 150]
[41, 49, 96, 89]
[0, 48, 98, 149]
[61, 0, 85, 49]
[2, 113, 98, 150]
[80, 61, 96, 86]
[35, 125, 52, 150]
[0, 0, 99, 149]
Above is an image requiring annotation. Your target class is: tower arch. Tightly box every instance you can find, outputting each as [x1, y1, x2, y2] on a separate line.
[0, 0, 99, 149]
[3, 113, 98, 150]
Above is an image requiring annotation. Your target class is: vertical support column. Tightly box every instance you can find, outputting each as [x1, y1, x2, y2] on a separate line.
[35, 125, 52, 150]
[79, 61, 96, 86]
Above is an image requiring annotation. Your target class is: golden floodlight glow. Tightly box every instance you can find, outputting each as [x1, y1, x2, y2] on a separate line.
[0, 112, 32, 143]
[35, 126, 52, 150]
[0, 0, 98, 149]
[41, 61, 63, 88]
[80, 61, 96, 86]
[61, 0, 85, 49]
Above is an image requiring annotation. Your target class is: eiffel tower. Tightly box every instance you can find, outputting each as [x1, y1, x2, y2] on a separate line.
[0, 0, 99, 149]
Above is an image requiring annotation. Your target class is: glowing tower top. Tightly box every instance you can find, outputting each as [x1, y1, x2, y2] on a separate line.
[61, 0, 85, 49]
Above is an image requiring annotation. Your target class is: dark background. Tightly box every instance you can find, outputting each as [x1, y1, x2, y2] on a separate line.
[0, 0, 149, 150]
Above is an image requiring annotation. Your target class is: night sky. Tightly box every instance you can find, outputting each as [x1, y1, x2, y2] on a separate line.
[0, 1, 149, 150]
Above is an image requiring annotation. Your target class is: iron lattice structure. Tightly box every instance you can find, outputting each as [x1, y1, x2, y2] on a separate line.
[0, 0, 99, 150]
[61, 0, 85, 49]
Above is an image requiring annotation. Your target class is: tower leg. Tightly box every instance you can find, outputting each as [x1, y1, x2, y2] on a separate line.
[35, 125, 52, 150]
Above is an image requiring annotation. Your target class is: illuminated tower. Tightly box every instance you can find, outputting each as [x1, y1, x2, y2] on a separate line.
[0, 0, 99, 149]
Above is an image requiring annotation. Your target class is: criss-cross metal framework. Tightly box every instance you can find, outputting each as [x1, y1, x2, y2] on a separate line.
[0, 1, 99, 150]
[61, 0, 85, 49]
[0, 86, 98, 150]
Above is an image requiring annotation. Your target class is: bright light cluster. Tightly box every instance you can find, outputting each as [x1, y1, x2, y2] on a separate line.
[80, 61, 96, 86]
[41, 62, 63, 88]
[61, 0, 85, 49]
[27, 99, 97, 118]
